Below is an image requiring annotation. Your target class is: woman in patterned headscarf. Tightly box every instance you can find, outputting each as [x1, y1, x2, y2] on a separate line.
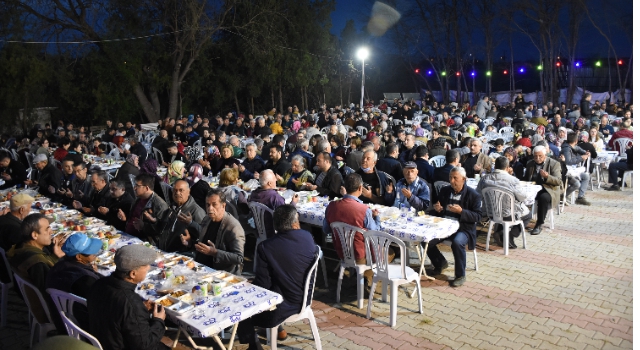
[503, 146, 525, 180]
[166, 160, 186, 185]
[186, 163, 210, 210]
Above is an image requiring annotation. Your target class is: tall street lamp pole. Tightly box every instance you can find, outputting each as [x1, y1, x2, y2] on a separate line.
[356, 47, 369, 110]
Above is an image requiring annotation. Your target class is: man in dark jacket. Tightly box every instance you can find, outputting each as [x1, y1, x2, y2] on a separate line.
[0, 150, 27, 190]
[153, 180, 205, 252]
[87, 244, 169, 350]
[0, 193, 33, 251]
[98, 180, 134, 231]
[427, 167, 482, 287]
[68, 162, 93, 207]
[74, 170, 110, 215]
[414, 145, 435, 184]
[606, 145, 633, 191]
[46, 233, 103, 330]
[265, 145, 291, 178]
[305, 152, 343, 199]
[238, 143, 265, 182]
[560, 133, 591, 206]
[118, 173, 169, 241]
[355, 150, 396, 206]
[433, 150, 459, 183]
[580, 93, 592, 118]
[126, 137, 148, 163]
[26, 154, 63, 197]
[376, 143, 404, 183]
[238, 205, 317, 350]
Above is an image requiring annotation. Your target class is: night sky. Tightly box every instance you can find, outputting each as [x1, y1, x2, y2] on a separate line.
[330, 0, 633, 62]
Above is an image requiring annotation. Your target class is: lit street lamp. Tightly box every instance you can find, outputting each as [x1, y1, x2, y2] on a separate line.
[356, 47, 369, 110]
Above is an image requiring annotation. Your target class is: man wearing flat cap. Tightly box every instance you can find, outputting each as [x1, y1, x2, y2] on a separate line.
[388, 161, 431, 211]
[87, 245, 169, 350]
[25, 153, 63, 197]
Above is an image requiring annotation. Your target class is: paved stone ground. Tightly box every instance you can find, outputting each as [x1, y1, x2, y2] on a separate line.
[0, 184, 633, 349]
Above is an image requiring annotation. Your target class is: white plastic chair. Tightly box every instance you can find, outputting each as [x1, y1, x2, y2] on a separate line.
[13, 274, 56, 347]
[499, 126, 514, 135]
[484, 117, 495, 126]
[330, 222, 369, 309]
[248, 202, 273, 273]
[613, 138, 632, 161]
[481, 187, 526, 256]
[392, 119, 403, 126]
[320, 126, 330, 134]
[428, 155, 446, 168]
[46, 288, 87, 325]
[267, 247, 322, 349]
[621, 170, 633, 190]
[433, 181, 449, 197]
[481, 143, 491, 155]
[531, 199, 559, 230]
[363, 230, 422, 327]
[356, 126, 368, 135]
[0, 247, 13, 328]
[415, 140, 425, 147]
[59, 311, 103, 349]
[108, 148, 121, 160]
[152, 147, 164, 164]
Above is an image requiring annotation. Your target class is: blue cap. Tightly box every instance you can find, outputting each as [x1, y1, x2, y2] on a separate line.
[62, 234, 103, 257]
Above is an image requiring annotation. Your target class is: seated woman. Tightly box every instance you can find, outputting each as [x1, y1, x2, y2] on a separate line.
[503, 146, 525, 180]
[276, 154, 315, 191]
[35, 138, 51, 157]
[219, 167, 248, 216]
[53, 137, 70, 161]
[330, 134, 347, 161]
[210, 144, 240, 176]
[166, 160, 186, 185]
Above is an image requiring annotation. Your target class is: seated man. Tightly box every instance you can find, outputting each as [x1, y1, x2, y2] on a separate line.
[303, 151, 343, 199]
[265, 145, 291, 178]
[25, 154, 63, 197]
[152, 179, 205, 252]
[375, 143, 403, 183]
[8, 213, 64, 293]
[414, 145, 435, 184]
[73, 170, 111, 216]
[46, 233, 103, 330]
[476, 156, 532, 249]
[355, 150, 396, 206]
[323, 173, 389, 290]
[560, 133, 591, 205]
[427, 167, 482, 287]
[238, 143, 265, 182]
[237, 205, 317, 350]
[87, 245, 169, 350]
[389, 161, 430, 211]
[524, 146, 563, 235]
[97, 180, 134, 231]
[460, 137, 492, 177]
[118, 173, 169, 241]
[0, 150, 27, 190]
[181, 188, 245, 275]
[69, 162, 93, 208]
[248, 170, 298, 238]
[606, 145, 633, 191]
[433, 150, 460, 183]
[0, 193, 34, 251]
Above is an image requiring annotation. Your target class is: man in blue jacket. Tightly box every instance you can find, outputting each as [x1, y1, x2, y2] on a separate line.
[238, 204, 317, 350]
[427, 166, 482, 287]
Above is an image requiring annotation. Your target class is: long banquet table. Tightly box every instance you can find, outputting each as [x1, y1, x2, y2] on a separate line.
[1, 187, 281, 350]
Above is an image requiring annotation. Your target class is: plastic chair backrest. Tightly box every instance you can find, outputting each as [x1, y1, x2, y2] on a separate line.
[192, 138, 202, 149]
[320, 127, 330, 134]
[356, 126, 368, 135]
[13, 273, 53, 325]
[160, 182, 172, 204]
[60, 311, 103, 349]
[108, 148, 120, 160]
[481, 186, 516, 222]
[46, 288, 87, 324]
[482, 143, 491, 155]
[0, 247, 13, 286]
[613, 137, 632, 155]
[25, 152, 34, 168]
[423, 130, 432, 140]
[248, 202, 274, 243]
[343, 166, 355, 175]
[329, 222, 367, 266]
[128, 174, 137, 190]
[433, 181, 449, 197]
[415, 140, 425, 147]
[152, 148, 164, 164]
[381, 171, 396, 188]
[392, 119, 403, 126]
[107, 142, 118, 152]
[500, 127, 514, 134]
[364, 230, 408, 280]
[429, 155, 446, 168]
[298, 246, 321, 311]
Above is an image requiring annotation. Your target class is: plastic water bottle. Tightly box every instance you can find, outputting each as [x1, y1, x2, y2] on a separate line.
[192, 286, 205, 306]
[395, 191, 401, 208]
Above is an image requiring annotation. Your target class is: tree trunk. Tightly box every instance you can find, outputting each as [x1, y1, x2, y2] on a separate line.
[300, 86, 305, 112]
[134, 84, 160, 122]
[234, 92, 240, 115]
[621, 55, 632, 104]
[251, 97, 255, 115]
[271, 88, 275, 108]
[278, 82, 283, 113]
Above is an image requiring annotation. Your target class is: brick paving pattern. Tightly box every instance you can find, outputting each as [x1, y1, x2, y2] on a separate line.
[0, 186, 632, 349]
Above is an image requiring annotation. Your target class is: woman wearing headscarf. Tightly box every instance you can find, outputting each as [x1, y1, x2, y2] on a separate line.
[114, 153, 140, 197]
[166, 160, 186, 185]
[535, 125, 546, 137]
[503, 146, 525, 180]
[276, 154, 315, 191]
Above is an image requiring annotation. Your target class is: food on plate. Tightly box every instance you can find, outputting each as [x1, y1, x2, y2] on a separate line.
[171, 290, 187, 298]
[139, 283, 155, 290]
[158, 298, 175, 307]
[174, 275, 186, 284]
[186, 261, 196, 269]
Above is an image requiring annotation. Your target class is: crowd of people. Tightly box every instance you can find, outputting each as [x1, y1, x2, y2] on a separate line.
[0, 92, 633, 349]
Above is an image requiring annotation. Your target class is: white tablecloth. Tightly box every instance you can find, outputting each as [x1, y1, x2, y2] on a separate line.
[295, 201, 459, 243]
[566, 166, 586, 178]
[466, 178, 542, 206]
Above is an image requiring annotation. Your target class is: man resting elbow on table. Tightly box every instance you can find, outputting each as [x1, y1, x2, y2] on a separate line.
[180, 188, 245, 275]
[427, 166, 482, 287]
